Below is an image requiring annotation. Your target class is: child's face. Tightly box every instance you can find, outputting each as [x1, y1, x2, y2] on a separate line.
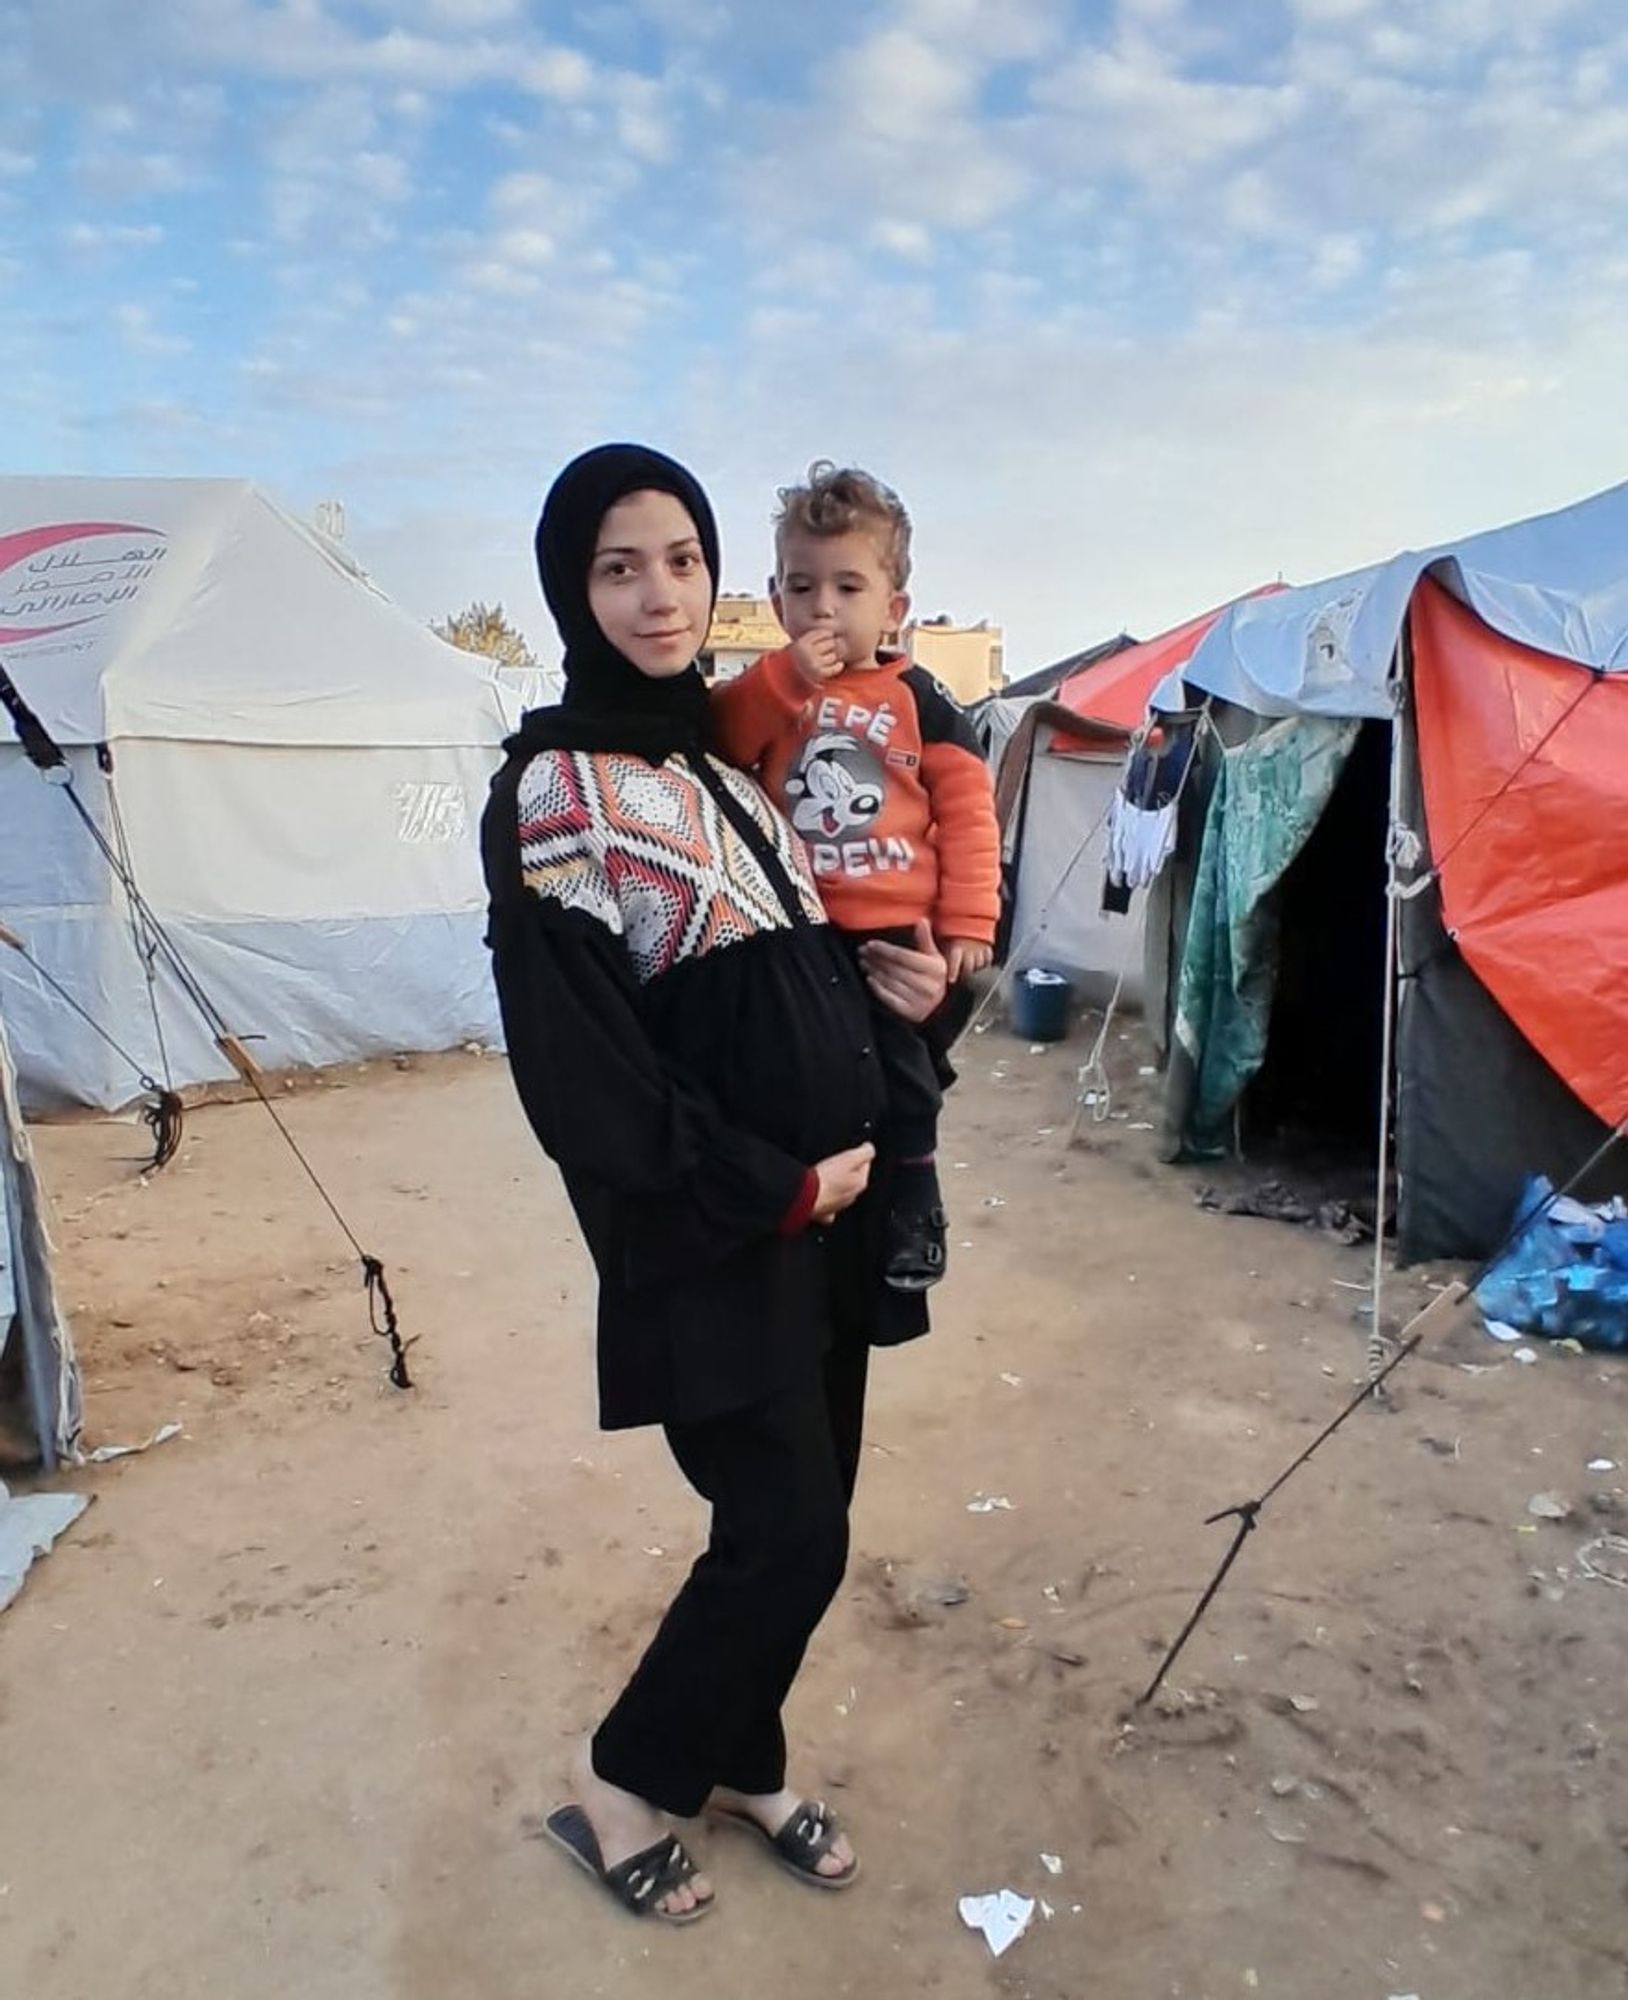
[587, 488, 713, 677]
[773, 527, 909, 670]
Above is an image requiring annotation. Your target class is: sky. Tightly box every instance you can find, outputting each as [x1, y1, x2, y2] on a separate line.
[3, 0, 1626, 676]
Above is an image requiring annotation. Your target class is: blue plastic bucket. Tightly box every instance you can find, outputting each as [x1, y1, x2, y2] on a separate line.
[1010, 967, 1072, 1042]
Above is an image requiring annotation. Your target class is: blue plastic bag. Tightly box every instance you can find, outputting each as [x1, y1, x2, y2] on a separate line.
[1475, 1175, 1628, 1353]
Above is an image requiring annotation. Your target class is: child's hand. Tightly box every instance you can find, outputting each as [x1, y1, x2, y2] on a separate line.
[943, 937, 994, 983]
[790, 629, 844, 687]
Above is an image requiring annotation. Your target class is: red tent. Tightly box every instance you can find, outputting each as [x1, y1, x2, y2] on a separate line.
[1049, 586, 1284, 751]
[1412, 574, 1628, 1131]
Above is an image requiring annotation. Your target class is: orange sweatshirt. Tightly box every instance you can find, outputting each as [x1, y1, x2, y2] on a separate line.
[711, 648, 1001, 943]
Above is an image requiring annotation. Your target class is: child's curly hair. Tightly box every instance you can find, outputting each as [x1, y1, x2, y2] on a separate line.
[773, 461, 912, 591]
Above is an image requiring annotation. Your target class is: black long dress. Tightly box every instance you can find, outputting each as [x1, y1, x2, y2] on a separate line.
[480, 708, 928, 1431]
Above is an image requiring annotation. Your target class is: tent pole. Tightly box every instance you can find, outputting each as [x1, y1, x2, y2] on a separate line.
[1368, 674, 1407, 1385]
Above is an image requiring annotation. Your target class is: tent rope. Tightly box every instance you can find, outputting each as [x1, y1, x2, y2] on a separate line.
[1409, 665, 1604, 893]
[0, 920, 184, 1168]
[960, 790, 1118, 1042]
[1364, 641, 1609, 1378]
[0, 653, 413, 1387]
[1366, 686, 1409, 1387]
[99, 743, 177, 1100]
[1138, 1109, 1628, 1707]
[965, 703, 1215, 1059]
[1070, 705, 1217, 1135]
[1070, 936, 1136, 1136]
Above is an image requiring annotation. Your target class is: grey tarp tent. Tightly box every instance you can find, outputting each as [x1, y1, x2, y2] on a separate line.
[1146, 478, 1628, 1261]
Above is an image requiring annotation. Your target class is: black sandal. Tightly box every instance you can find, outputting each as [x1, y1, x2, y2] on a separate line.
[544, 1804, 714, 1924]
[713, 1798, 861, 1890]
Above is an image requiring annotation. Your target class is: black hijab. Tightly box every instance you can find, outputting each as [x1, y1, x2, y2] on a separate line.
[520, 442, 719, 759]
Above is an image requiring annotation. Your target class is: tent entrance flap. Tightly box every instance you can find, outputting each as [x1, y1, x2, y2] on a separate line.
[1162, 713, 1375, 1161]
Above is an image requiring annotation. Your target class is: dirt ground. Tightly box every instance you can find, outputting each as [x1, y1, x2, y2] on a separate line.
[3, 1016, 1626, 2000]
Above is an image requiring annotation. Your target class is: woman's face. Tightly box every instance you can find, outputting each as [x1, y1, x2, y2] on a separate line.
[586, 487, 713, 678]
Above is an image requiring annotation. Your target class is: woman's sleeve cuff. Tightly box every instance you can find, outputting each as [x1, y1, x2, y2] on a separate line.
[777, 1167, 820, 1236]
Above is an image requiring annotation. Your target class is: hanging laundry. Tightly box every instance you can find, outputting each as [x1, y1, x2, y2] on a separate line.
[1103, 720, 1199, 903]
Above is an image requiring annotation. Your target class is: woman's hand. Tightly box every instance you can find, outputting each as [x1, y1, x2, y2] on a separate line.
[858, 919, 949, 1023]
[810, 1142, 875, 1222]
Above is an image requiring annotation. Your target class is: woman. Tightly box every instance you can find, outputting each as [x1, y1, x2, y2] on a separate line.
[480, 444, 948, 1924]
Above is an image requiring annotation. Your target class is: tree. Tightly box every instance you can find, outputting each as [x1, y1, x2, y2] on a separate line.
[433, 600, 536, 670]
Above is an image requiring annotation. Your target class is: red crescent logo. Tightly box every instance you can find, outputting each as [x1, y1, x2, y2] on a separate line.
[0, 520, 160, 645]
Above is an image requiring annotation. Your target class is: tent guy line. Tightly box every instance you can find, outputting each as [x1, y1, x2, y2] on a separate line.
[0, 653, 414, 1391]
[1137, 1109, 1628, 1710]
[0, 921, 182, 1170]
[101, 741, 177, 1106]
[1365, 647, 1610, 1381]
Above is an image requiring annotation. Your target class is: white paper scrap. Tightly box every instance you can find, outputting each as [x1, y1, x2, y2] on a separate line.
[967, 1495, 1015, 1513]
[1040, 1852, 1063, 1875]
[83, 1421, 183, 1464]
[958, 1889, 1035, 1958]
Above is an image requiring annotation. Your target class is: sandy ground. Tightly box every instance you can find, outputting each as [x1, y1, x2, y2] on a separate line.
[3, 1020, 1626, 2000]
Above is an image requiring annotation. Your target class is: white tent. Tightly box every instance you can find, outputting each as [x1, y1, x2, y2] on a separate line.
[0, 477, 535, 1110]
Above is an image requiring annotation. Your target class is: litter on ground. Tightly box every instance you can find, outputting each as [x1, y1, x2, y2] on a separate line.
[958, 1889, 1035, 1958]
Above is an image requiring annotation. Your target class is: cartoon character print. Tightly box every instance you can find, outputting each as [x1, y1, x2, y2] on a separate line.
[783, 731, 887, 840]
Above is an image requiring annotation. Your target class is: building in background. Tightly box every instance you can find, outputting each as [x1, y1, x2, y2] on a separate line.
[705, 598, 1005, 706]
[902, 617, 1005, 704]
[703, 594, 787, 682]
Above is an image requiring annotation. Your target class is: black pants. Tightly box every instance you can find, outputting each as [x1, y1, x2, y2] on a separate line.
[590, 1330, 871, 1818]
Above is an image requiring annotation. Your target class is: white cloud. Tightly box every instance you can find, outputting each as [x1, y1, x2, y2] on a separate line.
[670, 282, 1628, 668]
[831, 27, 975, 141]
[611, 74, 676, 163]
[352, 150, 414, 203]
[873, 219, 934, 262]
[74, 149, 197, 200]
[64, 220, 165, 251]
[10, 0, 1626, 685]
[732, 17, 1031, 241]
[490, 170, 554, 216]
[466, 260, 545, 297]
[1287, 0, 1376, 22]
[629, 0, 733, 38]
[1032, 43, 1300, 189]
[257, 88, 418, 247]
[900, 0, 1069, 65]
[521, 47, 595, 101]
[1306, 233, 1367, 291]
[114, 301, 191, 356]
[494, 227, 555, 266]
[422, 0, 524, 24]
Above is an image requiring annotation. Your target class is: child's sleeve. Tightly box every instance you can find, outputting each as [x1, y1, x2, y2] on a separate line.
[709, 648, 812, 770]
[905, 668, 1002, 946]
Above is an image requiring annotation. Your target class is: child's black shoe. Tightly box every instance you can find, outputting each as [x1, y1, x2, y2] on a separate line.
[884, 1204, 948, 1291]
